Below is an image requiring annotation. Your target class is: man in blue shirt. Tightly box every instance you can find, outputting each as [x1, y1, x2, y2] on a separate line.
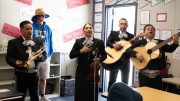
[32, 8, 53, 101]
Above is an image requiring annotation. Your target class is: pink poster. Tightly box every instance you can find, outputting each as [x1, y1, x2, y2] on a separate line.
[63, 28, 84, 42]
[1, 23, 21, 38]
[66, 0, 90, 8]
[15, 0, 33, 6]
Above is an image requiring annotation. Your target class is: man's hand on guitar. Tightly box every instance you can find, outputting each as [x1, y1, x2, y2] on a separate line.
[93, 58, 100, 63]
[136, 53, 144, 63]
[16, 60, 25, 67]
[80, 45, 92, 53]
[172, 34, 179, 45]
[113, 43, 123, 50]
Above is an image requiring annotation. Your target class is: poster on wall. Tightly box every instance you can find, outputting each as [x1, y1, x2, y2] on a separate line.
[15, 0, 33, 6]
[0, 23, 21, 53]
[160, 29, 172, 40]
[105, 0, 112, 4]
[140, 10, 150, 25]
[151, 0, 163, 6]
[66, 0, 90, 8]
[155, 29, 160, 39]
[94, 13, 102, 22]
[95, 0, 103, 2]
[94, 32, 101, 39]
[164, 0, 174, 5]
[94, 23, 102, 32]
[157, 13, 167, 22]
[138, 0, 151, 9]
[95, 3, 103, 12]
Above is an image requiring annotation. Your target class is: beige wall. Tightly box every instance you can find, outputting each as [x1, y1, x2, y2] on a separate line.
[0, 0, 93, 77]
[0, 0, 93, 53]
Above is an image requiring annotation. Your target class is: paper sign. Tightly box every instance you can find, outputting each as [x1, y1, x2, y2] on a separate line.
[95, 3, 103, 12]
[95, 13, 102, 22]
[66, 0, 90, 8]
[140, 10, 150, 25]
[152, 0, 163, 6]
[63, 28, 84, 42]
[94, 32, 101, 39]
[15, 0, 32, 6]
[164, 0, 174, 4]
[157, 13, 167, 22]
[94, 23, 102, 32]
[95, 0, 103, 2]
[1, 23, 21, 38]
[161, 29, 172, 40]
[155, 29, 160, 39]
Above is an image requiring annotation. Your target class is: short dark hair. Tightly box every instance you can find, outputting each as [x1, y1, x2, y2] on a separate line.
[19, 20, 31, 29]
[143, 24, 155, 32]
[119, 18, 127, 22]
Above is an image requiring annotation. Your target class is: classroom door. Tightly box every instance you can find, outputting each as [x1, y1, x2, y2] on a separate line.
[103, 3, 137, 91]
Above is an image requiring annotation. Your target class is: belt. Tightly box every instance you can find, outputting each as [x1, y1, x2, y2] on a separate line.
[140, 70, 160, 78]
[16, 69, 38, 73]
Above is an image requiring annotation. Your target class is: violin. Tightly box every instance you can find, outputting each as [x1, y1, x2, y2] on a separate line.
[87, 48, 101, 82]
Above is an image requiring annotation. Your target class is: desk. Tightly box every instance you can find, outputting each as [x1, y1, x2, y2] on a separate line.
[162, 77, 180, 86]
[101, 87, 180, 101]
[134, 87, 180, 101]
[162, 77, 180, 92]
[0, 86, 23, 101]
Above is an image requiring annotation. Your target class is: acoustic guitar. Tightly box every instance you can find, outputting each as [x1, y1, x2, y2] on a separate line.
[103, 33, 145, 64]
[131, 32, 180, 69]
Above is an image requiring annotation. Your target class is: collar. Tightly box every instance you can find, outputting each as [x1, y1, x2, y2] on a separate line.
[22, 36, 35, 47]
[85, 36, 93, 41]
[119, 31, 126, 34]
[119, 31, 128, 38]
[146, 39, 154, 42]
[22, 35, 26, 41]
[146, 39, 158, 44]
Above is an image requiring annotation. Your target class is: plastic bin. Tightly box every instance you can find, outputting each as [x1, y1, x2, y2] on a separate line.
[60, 75, 75, 96]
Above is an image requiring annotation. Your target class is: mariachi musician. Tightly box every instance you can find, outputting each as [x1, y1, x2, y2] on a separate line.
[69, 23, 107, 101]
[6, 20, 47, 101]
[104, 18, 134, 90]
[125, 24, 179, 90]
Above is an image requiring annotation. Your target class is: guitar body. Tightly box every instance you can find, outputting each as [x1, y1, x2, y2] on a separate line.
[102, 58, 126, 70]
[103, 40, 132, 64]
[131, 42, 160, 69]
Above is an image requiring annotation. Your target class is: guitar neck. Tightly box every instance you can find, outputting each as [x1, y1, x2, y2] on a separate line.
[129, 33, 144, 43]
[151, 37, 172, 52]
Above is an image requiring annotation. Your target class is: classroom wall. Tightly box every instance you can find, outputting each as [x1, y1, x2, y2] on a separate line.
[0, 0, 93, 77]
[0, 0, 93, 53]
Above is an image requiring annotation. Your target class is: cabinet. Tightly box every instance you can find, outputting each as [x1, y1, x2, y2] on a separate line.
[0, 53, 16, 87]
[46, 52, 61, 97]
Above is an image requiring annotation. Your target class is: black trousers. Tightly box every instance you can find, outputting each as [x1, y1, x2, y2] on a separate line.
[75, 75, 98, 101]
[108, 61, 130, 90]
[139, 72, 162, 90]
[16, 72, 39, 101]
